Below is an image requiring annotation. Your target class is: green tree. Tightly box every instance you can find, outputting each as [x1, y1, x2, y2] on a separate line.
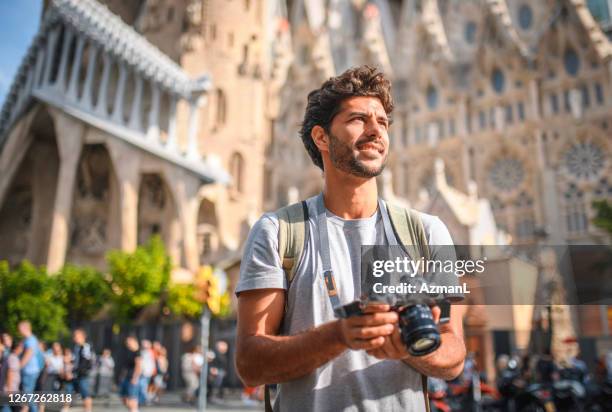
[54, 264, 111, 326]
[593, 200, 612, 236]
[105, 236, 172, 323]
[166, 283, 203, 318]
[0, 261, 67, 342]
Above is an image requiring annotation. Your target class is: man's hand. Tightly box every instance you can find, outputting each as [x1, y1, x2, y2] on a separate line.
[367, 304, 466, 380]
[366, 305, 441, 360]
[338, 304, 398, 351]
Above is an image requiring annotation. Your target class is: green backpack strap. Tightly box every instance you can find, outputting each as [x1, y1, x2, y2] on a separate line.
[385, 202, 431, 262]
[276, 200, 309, 285]
[267, 201, 308, 412]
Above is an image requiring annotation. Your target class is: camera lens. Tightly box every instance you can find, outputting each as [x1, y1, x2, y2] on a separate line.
[399, 304, 441, 356]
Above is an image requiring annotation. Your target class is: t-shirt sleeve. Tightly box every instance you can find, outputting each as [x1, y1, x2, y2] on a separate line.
[24, 336, 36, 351]
[235, 213, 286, 296]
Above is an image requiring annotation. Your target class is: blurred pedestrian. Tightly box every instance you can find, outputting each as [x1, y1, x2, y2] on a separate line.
[139, 339, 156, 405]
[151, 343, 168, 403]
[120, 336, 141, 412]
[43, 342, 63, 392]
[181, 346, 198, 403]
[64, 329, 93, 412]
[95, 349, 114, 399]
[0, 334, 10, 358]
[18, 321, 41, 412]
[210, 340, 229, 400]
[1, 341, 22, 412]
[60, 347, 74, 412]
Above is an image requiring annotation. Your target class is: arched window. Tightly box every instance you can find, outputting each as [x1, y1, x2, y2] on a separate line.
[464, 21, 477, 43]
[216, 89, 226, 126]
[426, 85, 438, 109]
[229, 152, 244, 194]
[518, 4, 533, 30]
[564, 183, 588, 235]
[491, 68, 505, 94]
[563, 48, 580, 76]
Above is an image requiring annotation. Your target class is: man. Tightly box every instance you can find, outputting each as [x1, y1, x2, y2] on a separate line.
[120, 336, 141, 412]
[209, 340, 229, 400]
[70, 329, 93, 412]
[18, 321, 41, 412]
[235, 66, 466, 411]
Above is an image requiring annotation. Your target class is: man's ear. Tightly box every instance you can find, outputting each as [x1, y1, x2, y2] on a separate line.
[311, 125, 328, 152]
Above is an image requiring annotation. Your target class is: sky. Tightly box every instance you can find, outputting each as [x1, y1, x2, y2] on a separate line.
[0, 0, 43, 106]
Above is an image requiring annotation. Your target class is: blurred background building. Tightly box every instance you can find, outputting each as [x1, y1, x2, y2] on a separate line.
[0, 0, 611, 382]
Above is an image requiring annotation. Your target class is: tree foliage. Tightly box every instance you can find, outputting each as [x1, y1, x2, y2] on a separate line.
[593, 200, 612, 236]
[105, 236, 172, 322]
[166, 283, 203, 318]
[0, 261, 67, 342]
[54, 264, 111, 326]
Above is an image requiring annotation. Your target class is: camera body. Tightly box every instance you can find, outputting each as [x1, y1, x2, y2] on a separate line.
[334, 292, 449, 357]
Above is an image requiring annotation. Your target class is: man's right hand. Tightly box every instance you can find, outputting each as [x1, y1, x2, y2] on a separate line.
[337, 304, 398, 350]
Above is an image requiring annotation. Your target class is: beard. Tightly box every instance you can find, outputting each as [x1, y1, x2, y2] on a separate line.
[328, 132, 387, 178]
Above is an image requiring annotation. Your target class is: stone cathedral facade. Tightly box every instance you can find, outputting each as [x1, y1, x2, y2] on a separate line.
[268, 0, 612, 248]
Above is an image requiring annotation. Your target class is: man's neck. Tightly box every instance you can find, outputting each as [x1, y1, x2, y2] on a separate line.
[322, 171, 378, 219]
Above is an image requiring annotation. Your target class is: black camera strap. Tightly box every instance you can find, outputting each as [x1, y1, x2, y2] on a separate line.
[315, 193, 396, 314]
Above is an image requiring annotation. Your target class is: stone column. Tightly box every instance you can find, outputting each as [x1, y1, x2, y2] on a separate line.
[128, 76, 144, 130]
[66, 36, 85, 101]
[26, 143, 59, 265]
[106, 139, 140, 252]
[171, 171, 200, 272]
[111, 64, 128, 123]
[186, 96, 205, 159]
[33, 48, 45, 88]
[147, 85, 160, 141]
[81, 44, 98, 109]
[55, 28, 74, 92]
[42, 27, 60, 87]
[165, 95, 178, 151]
[46, 112, 84, 273]
[94, 53, 112, 117]
[528, 79, 541, 121]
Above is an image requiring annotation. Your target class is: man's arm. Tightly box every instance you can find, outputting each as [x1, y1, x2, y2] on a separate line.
[132, 357, 142, 385]
[20, 346, 33, 369]
[367, 304, 466, 380]
[235, 288, 398, 387]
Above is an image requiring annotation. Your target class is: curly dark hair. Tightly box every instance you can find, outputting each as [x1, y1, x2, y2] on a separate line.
[299, 65, 394, 171]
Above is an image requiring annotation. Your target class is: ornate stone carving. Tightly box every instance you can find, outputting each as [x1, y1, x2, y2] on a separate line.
[564, 141, 604, 179]
[488, 157, 525, 192]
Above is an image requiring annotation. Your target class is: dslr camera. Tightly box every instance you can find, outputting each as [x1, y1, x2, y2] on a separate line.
[334, 277, 451, 357]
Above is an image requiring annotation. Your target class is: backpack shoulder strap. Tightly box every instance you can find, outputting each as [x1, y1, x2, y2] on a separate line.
[275, 200, 309, 285]
[268, 200, 309, 412]
[385, 202, 431, 261]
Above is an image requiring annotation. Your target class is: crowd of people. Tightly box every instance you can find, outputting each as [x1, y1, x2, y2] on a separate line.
[180, 340, 229, 404]
[0, 321, 171, 412]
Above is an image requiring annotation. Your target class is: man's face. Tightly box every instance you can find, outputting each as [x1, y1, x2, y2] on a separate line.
[73, 330, 85, 345]
[325, 96, 390, 178]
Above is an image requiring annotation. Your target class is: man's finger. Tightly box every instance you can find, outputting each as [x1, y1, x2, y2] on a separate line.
[347, 311, 398, 327]
[350, 324, 394, 340]
[431, 305, 441, 324]
[361, 304, 391, 314]
[349, 336, 386, 350]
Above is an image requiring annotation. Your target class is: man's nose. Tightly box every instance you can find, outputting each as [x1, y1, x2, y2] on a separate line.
[364, 117, 384, 139]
